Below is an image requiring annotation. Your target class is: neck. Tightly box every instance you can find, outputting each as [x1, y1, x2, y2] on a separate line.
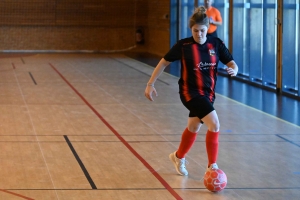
[199, 37, 207, 45]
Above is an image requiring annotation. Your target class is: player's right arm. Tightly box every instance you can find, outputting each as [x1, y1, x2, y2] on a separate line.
[144, 58, 171, 101]
[226, 60, 238, 76]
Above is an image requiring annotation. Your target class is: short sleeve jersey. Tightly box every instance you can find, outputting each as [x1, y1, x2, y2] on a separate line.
[164, 36, 233, 103]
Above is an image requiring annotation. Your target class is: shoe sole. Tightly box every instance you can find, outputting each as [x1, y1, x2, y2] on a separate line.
[169, 153, 188, 176]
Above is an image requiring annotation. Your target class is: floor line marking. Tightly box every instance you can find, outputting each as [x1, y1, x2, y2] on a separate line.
[4, 186, 300, 191]
[49, 63, 183, 200]
[13, 63, 59, 199]
[21, 57, 25, 64]
[29, 72, 37, 85]
[276, 134, 300, 148]
[64, 135, 97, 189]
[111, 57, 170, 85]
[123, 55, 179, 79]
[0, 189, 34, 200]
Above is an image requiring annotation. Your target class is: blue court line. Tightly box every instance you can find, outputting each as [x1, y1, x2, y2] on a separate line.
[276, 134, 300, 148]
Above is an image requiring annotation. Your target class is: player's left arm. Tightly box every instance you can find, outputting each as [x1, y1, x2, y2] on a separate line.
[225, 60, 238, 76]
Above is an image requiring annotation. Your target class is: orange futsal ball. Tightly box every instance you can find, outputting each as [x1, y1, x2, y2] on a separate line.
[204, 168, 227, 192]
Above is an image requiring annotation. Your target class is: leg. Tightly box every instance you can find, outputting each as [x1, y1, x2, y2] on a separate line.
[176, 117, 202, 158]
[169, 117, 202, 176]
[201, 110, 220, 132]
[172, 95, 217, 175]
[187, 116, 203, 133]
[201, 110, 220, 168]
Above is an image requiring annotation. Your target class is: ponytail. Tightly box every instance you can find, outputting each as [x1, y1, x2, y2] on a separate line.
[189, 6, 209, 28]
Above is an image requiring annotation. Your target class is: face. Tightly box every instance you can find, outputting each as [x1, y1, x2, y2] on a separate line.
[204, 0, 213, 8]
[191, 24, 208, 44]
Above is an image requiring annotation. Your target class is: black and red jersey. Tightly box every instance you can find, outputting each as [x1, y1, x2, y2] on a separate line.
[164, 36, 233, 103]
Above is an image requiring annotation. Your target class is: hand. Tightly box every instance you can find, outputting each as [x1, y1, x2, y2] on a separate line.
[209, 17, 214, 24]
[144, 85, 157, 101]
[226, 67, 237, 76]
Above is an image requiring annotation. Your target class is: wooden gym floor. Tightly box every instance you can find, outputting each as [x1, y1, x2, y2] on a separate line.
[0, 53, 299, 200]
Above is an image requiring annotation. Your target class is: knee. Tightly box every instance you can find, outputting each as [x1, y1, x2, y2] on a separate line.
[187, 124, 202, 133]
[187, 117, 202, 133]
[207, 121, 220, 132]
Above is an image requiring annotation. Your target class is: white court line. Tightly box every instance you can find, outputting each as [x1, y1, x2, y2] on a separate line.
[12, 61, 60, 199]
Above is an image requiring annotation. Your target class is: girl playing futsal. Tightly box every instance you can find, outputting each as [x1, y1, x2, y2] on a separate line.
[144, 6, 238, 176]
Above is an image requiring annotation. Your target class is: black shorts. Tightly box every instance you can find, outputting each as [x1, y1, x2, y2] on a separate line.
[180, 95, 215, 120]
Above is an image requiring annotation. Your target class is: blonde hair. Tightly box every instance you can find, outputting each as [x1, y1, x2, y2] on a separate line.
[189, 6, 209, 28]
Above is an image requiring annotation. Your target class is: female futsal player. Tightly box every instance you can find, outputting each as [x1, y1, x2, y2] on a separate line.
[144, 6, 238, 176]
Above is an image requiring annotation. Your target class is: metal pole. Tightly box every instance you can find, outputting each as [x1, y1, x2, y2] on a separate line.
[229, 0, 233, 53]
[276, 0, 283, 94]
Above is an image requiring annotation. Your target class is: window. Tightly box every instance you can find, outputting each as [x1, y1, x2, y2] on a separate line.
[282, 0, 299, 96]
[232, 0, 277, 88]
[169, 0, 300, 98]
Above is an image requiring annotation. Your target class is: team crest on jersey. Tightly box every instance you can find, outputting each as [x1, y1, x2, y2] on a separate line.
[209, 49, 216, 56]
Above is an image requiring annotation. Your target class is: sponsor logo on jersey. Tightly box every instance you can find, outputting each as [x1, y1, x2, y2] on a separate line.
[194, 62, 216, 70]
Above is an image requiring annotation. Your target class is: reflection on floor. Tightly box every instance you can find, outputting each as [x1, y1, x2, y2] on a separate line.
[126, 52, 300, 127]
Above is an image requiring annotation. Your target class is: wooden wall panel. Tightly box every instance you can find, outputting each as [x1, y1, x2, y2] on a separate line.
[0, 26, 136, 51]
[0, 0, 170, 54]
[146, 0, 170, 56]
[0, 1, 56, 25]
[55, 0, 136, 26]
